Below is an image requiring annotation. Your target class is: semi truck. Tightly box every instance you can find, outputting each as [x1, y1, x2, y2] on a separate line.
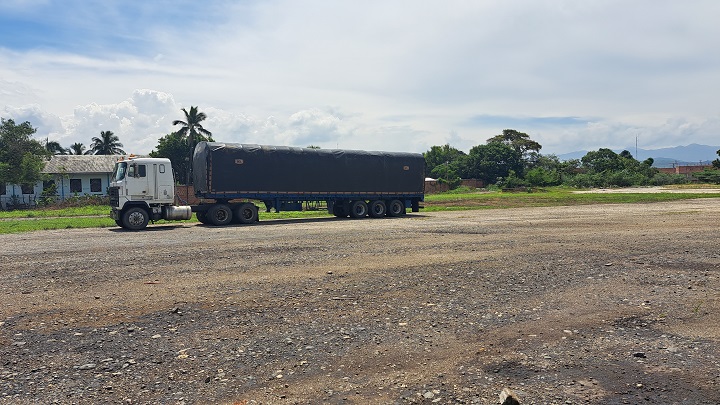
[109, 141, 425, 230]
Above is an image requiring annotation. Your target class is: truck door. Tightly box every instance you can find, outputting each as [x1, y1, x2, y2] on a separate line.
[126, 163, 150, 198]
[154, 162, 173, 202]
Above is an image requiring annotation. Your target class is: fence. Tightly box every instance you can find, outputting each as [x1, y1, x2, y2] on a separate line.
[0, 195, 39, 210]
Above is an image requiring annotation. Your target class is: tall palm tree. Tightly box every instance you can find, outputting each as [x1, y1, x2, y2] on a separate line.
[172, 106, 212, 184]
[88, 130, 125, 155]
[67, 142, 87, 155]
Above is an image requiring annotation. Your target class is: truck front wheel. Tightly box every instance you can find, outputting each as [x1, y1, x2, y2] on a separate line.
[122, 207, 149, 230]
[207, 204, 233, 226]
[196, 211, 210, 224]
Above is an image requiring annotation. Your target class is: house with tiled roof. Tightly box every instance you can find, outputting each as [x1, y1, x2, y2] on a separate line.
[0, 155, 123, 209]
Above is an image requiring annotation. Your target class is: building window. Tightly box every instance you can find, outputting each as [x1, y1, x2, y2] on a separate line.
[21, 184, 34, 194]
[70, 179, 82, 193]
[43, 180, 56, 195]
[0, 183, 5, 196]
[90, 178, 101, 193]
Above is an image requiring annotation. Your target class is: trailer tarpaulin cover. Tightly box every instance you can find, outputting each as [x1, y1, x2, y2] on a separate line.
[193, 142, 425, 196]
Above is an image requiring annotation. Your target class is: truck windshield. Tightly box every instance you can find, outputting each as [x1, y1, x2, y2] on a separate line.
[112, 162, 127, 181]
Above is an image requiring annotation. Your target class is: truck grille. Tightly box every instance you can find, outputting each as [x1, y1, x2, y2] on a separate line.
[108, 186, 120, 207]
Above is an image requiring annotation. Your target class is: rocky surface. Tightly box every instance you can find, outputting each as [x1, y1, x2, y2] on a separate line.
[1, 200, 719, 404]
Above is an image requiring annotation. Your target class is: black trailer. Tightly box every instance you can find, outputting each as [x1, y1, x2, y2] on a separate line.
[191, 142, 425, 225]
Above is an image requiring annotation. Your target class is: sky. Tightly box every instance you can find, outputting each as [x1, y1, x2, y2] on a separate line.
[1, 0, 719, 156]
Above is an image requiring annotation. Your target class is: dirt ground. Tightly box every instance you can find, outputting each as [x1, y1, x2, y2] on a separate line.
[1, 199, 719, 404]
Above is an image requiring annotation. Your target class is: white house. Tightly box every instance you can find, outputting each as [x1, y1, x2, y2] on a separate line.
[0, 155, 121, 209]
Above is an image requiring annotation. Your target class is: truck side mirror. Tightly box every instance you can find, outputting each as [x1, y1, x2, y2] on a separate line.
[128, 164, 136, 178]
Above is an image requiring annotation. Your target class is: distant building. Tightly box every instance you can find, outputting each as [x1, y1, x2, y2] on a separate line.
[0, 155, 121, 209]
[656, 164, 713, 180]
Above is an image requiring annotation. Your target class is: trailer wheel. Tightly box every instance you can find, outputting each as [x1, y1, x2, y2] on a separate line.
[387, 199, 406, 217]
[332, 204, 348, 218]
[235, 203, 258, 224]
[122, 207, 149, 230]
[350, 200, 368, 218]
[369, 200, 386, 218]
[207, 204, 233, 226]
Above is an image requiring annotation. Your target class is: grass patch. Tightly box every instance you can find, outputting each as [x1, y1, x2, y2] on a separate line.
[0, 205, 109, 219]
[1, 186, 718, 234]
[0, 207, 333, 234]
[0, 217, 118, 234]
[423, 187, 720, 210]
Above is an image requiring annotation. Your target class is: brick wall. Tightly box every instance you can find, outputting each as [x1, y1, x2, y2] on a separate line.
[657, 165, 712, 178]
[174, 185, 200, 205]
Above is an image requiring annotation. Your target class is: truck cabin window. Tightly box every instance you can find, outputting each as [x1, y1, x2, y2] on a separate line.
[127, 164, 147, 178]
[113, 162, 127, 181]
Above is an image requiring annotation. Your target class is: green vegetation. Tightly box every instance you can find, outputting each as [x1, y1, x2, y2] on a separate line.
[423, 187, 720, 211]
[0, 204, 334, 234]
[0, 118, 49, 193]
[170, 106, 213, 185]
[88, 130, 126, 155]
[2, 187, 719, 234]
[423, 129, 720, 189]
[0, 204, 108, 219]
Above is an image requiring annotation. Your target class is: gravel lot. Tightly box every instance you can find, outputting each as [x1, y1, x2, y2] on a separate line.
[1, 200, 719, 404]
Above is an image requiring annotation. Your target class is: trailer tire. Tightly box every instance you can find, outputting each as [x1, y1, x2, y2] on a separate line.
[350, 200, 368, 218]
[235, 203, 258, 224]
[122, 207, 149, 230]
[369, 200, 386, 218]
[207, 204, 233, 226]
[387, 199, 406, 217]
[332, 204, 348, 218]
[115, 219, 125, 228]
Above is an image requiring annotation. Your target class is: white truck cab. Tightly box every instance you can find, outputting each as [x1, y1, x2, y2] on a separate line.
[109, 156, 191, 230]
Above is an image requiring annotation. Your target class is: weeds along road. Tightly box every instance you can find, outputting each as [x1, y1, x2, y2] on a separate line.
[1, 200, 719, 404]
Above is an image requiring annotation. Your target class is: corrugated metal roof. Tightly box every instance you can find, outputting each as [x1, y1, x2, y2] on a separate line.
[42, 155, 123, 174]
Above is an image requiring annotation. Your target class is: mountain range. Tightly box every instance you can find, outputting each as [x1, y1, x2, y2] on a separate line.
[556, 144, 719, 168]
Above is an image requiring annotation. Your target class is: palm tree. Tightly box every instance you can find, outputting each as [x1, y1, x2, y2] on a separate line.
[45, 139, 67, 155]
[67, 142, 87, 155]
[172, 106, 212, 184]
[88, 131, 125, 155]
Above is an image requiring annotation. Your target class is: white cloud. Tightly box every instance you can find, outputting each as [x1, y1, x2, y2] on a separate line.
[1, 1, 720, 156]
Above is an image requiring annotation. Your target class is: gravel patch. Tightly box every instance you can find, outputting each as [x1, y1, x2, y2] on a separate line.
[1, 199, 719, 404]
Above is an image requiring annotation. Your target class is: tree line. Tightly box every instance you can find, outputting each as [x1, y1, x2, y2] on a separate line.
[423, 129, 720, 189]
[2, 111, 720, 193]
[0, 106, 212, 189]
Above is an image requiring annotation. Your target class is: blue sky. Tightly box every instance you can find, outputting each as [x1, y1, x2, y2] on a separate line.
[1, 0, 719, 158]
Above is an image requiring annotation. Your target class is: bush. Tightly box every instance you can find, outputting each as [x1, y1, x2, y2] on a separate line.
[693, 169, 720, 184]
[525, 167, 561, 187]
[498, 171, 527, 189]
[650, 173, 689, 186]
[565, 170, 655, 188]
[38, 183, 58, 207]
[565, 173, 602, 188]
[605, 170, 648, 187]
[53, 194, 110, 208]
